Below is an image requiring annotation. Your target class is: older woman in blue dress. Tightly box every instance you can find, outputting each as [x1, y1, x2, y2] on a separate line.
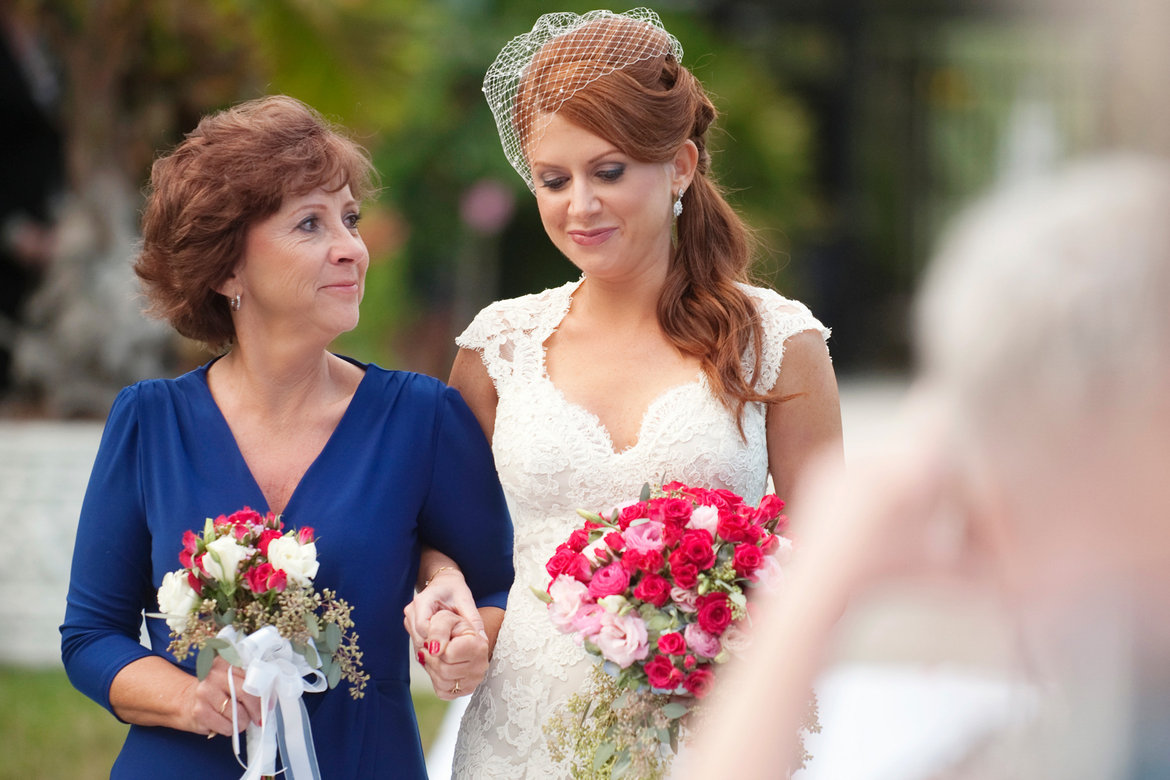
[60, 95, 513, 779]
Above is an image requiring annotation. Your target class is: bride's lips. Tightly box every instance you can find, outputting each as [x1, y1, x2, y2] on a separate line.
[568, 227, 617, 246]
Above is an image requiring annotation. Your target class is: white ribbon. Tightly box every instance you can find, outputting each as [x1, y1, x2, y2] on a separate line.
[216, 625, 328, 780]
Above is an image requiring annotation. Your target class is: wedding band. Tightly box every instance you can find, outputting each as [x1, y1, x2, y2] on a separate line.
[452, 679, 462, 694]
[207, 731, 216, 739]
[220, 699, 230, 715]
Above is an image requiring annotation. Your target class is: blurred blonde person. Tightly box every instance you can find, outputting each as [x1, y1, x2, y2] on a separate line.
[683, 155, 1170, 779]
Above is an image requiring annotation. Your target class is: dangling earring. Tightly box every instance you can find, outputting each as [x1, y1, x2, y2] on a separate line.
[230, 293, 241, 312]
[673, 188, 685, 219]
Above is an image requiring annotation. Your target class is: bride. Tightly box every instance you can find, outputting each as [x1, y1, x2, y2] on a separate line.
[429, 9, 841, 777]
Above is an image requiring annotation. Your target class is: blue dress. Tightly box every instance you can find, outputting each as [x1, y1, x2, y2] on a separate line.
[60, 358, 514, 779]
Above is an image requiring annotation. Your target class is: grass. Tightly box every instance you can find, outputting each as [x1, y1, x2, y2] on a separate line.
[0, 666, 450, 779]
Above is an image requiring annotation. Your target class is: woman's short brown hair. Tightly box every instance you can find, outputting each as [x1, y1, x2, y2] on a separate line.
[135, 95, 377, 349]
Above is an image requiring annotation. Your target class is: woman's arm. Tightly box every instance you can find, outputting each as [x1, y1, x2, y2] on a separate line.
[110, 655, 262, 735]
[765, 330, 844, 508]
[447, 347, 498, 442]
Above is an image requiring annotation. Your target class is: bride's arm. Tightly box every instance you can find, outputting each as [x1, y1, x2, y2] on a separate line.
[448, 347, 498, 442]
[765, 330, 843, 509]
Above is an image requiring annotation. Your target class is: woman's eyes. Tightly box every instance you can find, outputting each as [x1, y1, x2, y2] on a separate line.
[297, 213, 362, 231]
[539, 165, 626, 191]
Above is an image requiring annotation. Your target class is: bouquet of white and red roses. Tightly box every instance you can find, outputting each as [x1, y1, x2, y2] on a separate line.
[153, 507, 367, 778]
[537, 482, 803, 779]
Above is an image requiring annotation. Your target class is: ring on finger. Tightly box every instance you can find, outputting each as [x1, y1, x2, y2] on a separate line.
[452, 679, 462, 695]
[220, 698, 230, 715]
[207, 730, 216, 739]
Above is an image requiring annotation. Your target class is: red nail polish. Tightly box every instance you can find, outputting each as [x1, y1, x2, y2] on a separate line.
[428, 640, 440, 655]
[417, 650, 425, 665]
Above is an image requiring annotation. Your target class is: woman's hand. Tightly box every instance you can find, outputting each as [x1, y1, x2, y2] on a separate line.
[415, 609, 490, 700]
[404, 566, 488, 652]
[187, 656, 266, 737]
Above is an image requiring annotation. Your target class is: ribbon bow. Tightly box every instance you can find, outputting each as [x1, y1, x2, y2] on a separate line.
[217, 625, 328, 780]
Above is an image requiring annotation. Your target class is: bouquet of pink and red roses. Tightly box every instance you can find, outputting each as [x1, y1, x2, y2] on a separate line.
[536, 482, 797, 779]
[153, 507, 367, 778]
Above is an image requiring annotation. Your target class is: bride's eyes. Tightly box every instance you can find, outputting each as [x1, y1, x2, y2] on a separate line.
[539, 164, 626, 192]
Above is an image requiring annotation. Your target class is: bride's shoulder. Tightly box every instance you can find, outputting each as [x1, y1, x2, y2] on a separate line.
[736, 283, 827, 333]
[457, 280, 577, 348]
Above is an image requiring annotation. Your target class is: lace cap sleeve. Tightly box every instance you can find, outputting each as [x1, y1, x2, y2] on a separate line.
[455, 282, 577, 388]
[742, 284, 831, 392]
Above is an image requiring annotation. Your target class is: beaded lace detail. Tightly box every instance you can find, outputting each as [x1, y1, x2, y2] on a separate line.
[450, 279, 828, 778]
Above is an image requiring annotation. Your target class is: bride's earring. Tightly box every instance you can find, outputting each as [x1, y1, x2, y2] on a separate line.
[230, 293, 241, 312]
[673, 188, 685, 219]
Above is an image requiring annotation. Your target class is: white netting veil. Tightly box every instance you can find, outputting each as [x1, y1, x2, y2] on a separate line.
[483, 8, 684, 191]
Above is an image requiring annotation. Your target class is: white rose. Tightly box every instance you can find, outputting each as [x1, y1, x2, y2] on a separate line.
[157, 570, 200, 631]
[267, 535, 319, 586]
[204, 535, 249, 586]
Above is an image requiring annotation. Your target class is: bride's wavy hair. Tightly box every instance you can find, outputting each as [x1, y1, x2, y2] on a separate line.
[517, 15, 786, 427]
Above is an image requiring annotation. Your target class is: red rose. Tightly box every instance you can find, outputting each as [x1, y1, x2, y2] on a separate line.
[755, 494, 785, 522]
[697, 591, 733, 635]
[671, 561, 699, 590]
[226, 506, 264, 527]
[648, 497, 692, 526]
[633, 573, 671, 607]
[759, 533, 780, 554]
[618, 502, 648, 530]
[645, 655, 683, 691]
[661, 521, 686, 548]
[567, 528, 590, 552]
[683, 654, 697, 669]
[683, 667, 714, 697]
[186, 570, 202, 592]
[565, 552, 594, 584]
[733, 544, 764, 578]
[296, 526, 315, 544]
[638, 550, 665, 574]
[717, 514, 753, 544]
[546, 545, 576, 579]
[244, 562, 287, 594]
[604, 532, 625, 551]
[679, 529, 716, 568]
[657, 631, 686, 655]
[257, 528, 282, 557]
[588, 562, 631, 598]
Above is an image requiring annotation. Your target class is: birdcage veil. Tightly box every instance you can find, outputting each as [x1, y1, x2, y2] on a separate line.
[483, 8, 684, 191]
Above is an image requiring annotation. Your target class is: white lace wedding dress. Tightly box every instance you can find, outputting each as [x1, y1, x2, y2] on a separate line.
[450, 278, 829, 778]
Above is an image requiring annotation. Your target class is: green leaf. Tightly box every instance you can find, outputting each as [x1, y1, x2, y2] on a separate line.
[304, 612, 320, 637]
[325, 621, 342, 651]
[530, 586, 552, 604]
[661, 702, 689, 720]
[203, 637, 229, 652]
[195, 646, 216, 680]
[592, 742, 616, 771]
[326, 663, 341, 689]
[612, 750, 632, 777]
[639, 482, 652, 502]
[218, 646, 243, 668]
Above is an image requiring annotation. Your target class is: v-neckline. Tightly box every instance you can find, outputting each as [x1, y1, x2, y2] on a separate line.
[196, 355, 371, 515]
[539, 280, 704, 456]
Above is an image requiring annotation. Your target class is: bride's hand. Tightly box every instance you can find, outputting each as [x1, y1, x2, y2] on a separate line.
[416, 610, 489, 700]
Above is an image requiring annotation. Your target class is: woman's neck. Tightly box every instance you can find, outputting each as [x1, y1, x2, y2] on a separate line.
[573, 263, 667, 333]
[210, 342, 344, 423]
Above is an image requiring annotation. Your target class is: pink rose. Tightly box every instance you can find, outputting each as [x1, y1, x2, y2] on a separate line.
[633, 573, 671, 607]
[733, 544, 765, 579]
[547, 575, 592, 631]
[622, 520, 666, 553]
[570, 603, 605, 638]
[686, 505, 720, 536]
[588, 562, 631, 599]
[752, 552, 786, 592]
[645, 655, 683, 691]
[637, 549, 665, 574]
[243, 562, 286, 594]
[604, 532, 625, 551]
[697, 591, 734, 636]
[567, 528, 590, 552]
[720, 621, 752, 655]
[679, 529, 716, 569]
[683, 667, 715, 698]
[671, 586, 699, 613]
[684, 623, 722, 658]
[657, 631, 686, 656]
[594, 611, 649, 668]
[546, 545, 576, 579]
[296, 526, 315, 545]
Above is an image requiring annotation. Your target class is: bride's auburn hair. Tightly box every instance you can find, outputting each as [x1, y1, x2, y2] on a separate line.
[518, 16, 784, 426]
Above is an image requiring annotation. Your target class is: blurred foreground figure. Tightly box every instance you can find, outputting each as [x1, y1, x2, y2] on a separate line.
[683, 155, 1170, 779]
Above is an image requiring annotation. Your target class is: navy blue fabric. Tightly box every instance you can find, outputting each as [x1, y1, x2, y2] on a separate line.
[60, 359, 513, 779]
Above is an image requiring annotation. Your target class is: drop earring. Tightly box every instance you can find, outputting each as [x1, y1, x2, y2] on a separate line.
[230, 293, 241, 312]
[673, 188, 685, 218]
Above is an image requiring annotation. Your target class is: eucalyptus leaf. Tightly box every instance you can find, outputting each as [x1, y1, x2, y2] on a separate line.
[326, 663, 341, 689]
[195, 646, 216, 680]
[218, 646, 243, 668]
[593, 742, 616, 771]
[203, 637, 229, 652]
[530, 586, 552, 604]
[661, 702, 689, 719]
[612, 750, 632, 777]
[639, 482, 652, 502]
[304, 612, 320, 637]
[647, 614, 672, 632]
[325, 621, 342, 651]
